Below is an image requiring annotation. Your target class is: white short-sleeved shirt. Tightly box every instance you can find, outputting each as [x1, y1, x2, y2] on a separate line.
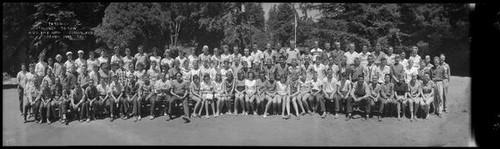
[404, 66, 418, 83]
[122, 56, 134, 71]
[376, 65, 391, 83]
[311, 79, 322, 91]
[337, 80, 352, 93]
[241, 55, 253, 67]
[286, 48, 300, 63]
[330, 64, 340, 80]
[161, 58, 174, 69]
[344, 51, 359, 66]
[175, 57, 187, 67]
[359, 52, 371, 67]
[64, 60, 75, 72]
[251, 50, 264, 64]
[87, 58, 99, 71]
[310, 48, 323, 61]
[386, 54, 396, 66]
[322, 77, 338, 93]
[35, 62, 46, 77]
[312, 64, 326, 81]
[245, 79, 257, 94]
[221, 54, 232, 63]
[187, 55, 197, 69]
[98, 57, 108, 66]
[75, 58, 86, 75]
[111, 55, 123, 65]
[401, 59, 408, 68]
[409, 55, 421, 69]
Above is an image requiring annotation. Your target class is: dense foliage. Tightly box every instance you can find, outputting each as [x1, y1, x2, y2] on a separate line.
[3, 3, 471, 76]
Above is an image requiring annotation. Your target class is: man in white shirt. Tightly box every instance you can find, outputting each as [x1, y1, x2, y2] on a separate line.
[134, 44, 148, 69]
[251, 43, 264, 65]
[122, 48, 135, 72]
[372, 44, 387, 66]
[359, 44, 371, 67]
[376, 58, 391, 83]
[409, 46, 421, 69]
[310, 41, 323, 62]
[187, 47, 198, 70]
[35, 53, 47, 78]
[264, 43, 276, 64]
[199, 45, 211, 63]
[111, 46, 123, 65]
[286, 40, 300, 65]
[64, 52, 76, 75]
[311, 58, 326, 81]
[75, 50, 87, 76]
[386, 46, 397, 66]
[400, 51, 408, 68]
[344, 43, 359, 66]
[241, 48, 253, 68]
[98, 49, 109, 67]
[87, 51, 99, 73]
[364, 55, 378, 83]
[221, 45, 232, 64]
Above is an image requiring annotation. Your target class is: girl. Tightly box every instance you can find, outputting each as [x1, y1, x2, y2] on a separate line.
[420, 73, 435, 119]
[212, 48, 223, 67]
[214, 73, 225, 117]
[201, 74, 215, 119]
[37, 80, 52, 124]
[123, 48, 135, 72]
[288, 74, 301, 119]
[394, 75, 409, 121]
[408, 74, 422, 121]
[263, 73, 278, 118]
[277, 74, 290, 119]
[59, 78, 72, 124]
[190, 60, 201, 81]
[190, 75, 202, 118]
[234, 71, 246, 115]
[244, 71, 258, 115]
[297, 71, 313, 115]
[224, 73, 235, 115]
[256, 72, 267, 115]
[181, 59, 192, 83]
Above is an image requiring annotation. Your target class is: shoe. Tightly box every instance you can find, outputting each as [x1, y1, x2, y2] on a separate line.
[296, 116, 300, 120]
[345, 115, 351, 121]
[110, 118, 114, 122]
[166, 117, 171, 121]
[321, 113, 326, 118]
[47, 119, 51, 124]
[334, 114, 339, 119]
[263, 114, 267, 118]
[365, 115, 369, 120]
[86, 118, 90, 123]
[253, 112, 257, 115]
[182, 116, 191, 123]
[149, 116, 154, 120]
[134, 117, 138, 122]
[214, 114, 219, 118]
[205, 115, 210, 119]
[378, 116, 382, 122]
[281, 115, 286, 119]
[138, 116, 142, 121]
[38, 120, 43, 124]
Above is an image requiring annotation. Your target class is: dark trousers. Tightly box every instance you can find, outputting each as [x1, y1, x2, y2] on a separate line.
[18, 87, 24, 114]
[88, 98, 100, 119]
[369, 97, 386, 116]
[313, 94, 326, 113]
[59, 100, 70, 116]
[38, 100, 51, 120]
[347, 97, 371, 115]
[50, 100, 59, 119]
[169, 95, 189, 117]
[105, 98, 118, 117]
[71, 101, 89, 120]
[23, 99, 40, 120]
[157, 95, 169, 115]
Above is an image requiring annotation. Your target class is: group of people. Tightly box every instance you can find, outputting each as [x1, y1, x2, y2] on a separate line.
[16, 40, 451, 124]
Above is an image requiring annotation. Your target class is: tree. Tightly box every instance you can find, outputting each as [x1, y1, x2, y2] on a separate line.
[267, 3, 296, 46]
[93, 3, 171, 52]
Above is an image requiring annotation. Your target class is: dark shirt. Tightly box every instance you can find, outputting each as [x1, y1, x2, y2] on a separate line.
[86, 85, 98, 99]
[394, 82, 408, 96]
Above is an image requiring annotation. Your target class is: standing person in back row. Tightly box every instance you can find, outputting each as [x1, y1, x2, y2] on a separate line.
[135, 44, 148, 70]
[440, 54, 450, 113]
[310, 41, 323, 62]
[75, 50, 87, 77]
[391, 55, 405, 84]
[409, 46, 421, 69]
[344, 43, 359, 67]
[286, 40, 300, 65]
[432, 56, 445, 117]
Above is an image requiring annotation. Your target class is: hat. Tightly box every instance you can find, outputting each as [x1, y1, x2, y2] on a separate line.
[56, 54, 62, 59]
[66, 51, 73, 55]
[78, 50, 84, 54]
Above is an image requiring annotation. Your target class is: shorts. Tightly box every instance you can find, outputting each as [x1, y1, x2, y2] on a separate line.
[203, 93, 214, 100]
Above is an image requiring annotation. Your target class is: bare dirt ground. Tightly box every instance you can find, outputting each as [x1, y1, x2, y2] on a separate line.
[2, 76, 472, 146]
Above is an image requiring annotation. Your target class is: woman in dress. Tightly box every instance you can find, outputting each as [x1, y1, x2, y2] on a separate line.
[233, 71, 246, 115]
[201, 73, 215, 119]
[244, 71, 258, 115]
